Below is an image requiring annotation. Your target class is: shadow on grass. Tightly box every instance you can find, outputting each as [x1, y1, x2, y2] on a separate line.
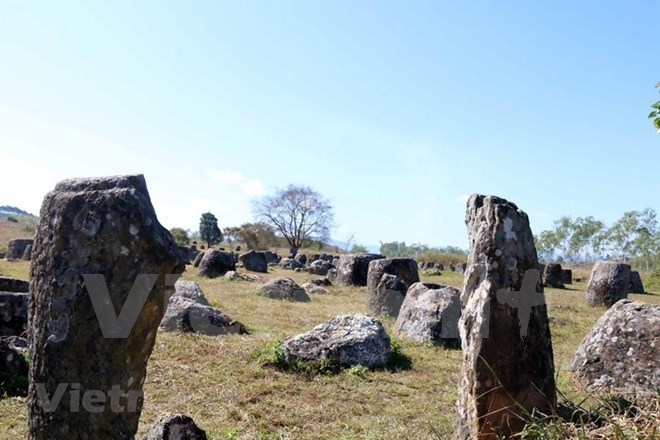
[254, 338, 413, 379]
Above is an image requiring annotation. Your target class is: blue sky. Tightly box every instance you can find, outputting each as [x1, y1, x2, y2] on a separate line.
[1, 1, 659, 250]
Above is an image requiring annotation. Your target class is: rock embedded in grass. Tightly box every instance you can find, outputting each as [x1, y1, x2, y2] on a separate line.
[141, 413, 208, 440]
[282, 313, 391, 368]
[394, 282, 461, 348]
[257, 277, 310, 302]
[160, 296, 247, 335]
[172, 280, 210, 306]
[570, 299, 659, 395]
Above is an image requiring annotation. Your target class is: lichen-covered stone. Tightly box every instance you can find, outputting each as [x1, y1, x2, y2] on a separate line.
[455, 194, 555, 439]
[570, 300, 659, 396]
[28, 175, 186, 440]
[394, 282, 461, 347]
[366, 258, 419, 317]
[282, 313, 390, 368]
[160, 296, 246, 335]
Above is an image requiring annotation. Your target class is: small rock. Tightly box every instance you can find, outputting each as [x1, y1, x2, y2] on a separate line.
[257, 277, 310, 302]
[141, 413, 208, 440]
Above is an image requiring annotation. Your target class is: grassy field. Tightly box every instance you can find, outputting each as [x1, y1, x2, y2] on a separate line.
[0, 215, 37, 254]
[1, 260, 658, 439]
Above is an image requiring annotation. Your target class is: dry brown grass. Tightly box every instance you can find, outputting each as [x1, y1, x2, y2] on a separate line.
[1, 259, 658, 439]
[0, 215, 37, 254]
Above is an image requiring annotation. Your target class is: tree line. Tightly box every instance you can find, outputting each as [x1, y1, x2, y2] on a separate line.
[535, 208, 659, 269]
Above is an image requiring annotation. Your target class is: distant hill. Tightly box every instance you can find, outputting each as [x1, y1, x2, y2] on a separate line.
[0, 205, 37, 217]
[0, 206, 38, 253]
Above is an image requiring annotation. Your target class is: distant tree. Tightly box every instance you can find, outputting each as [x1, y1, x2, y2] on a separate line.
[223, 226, 241, 245]
[239, 223, 278, 250]
[650, 82, 660, 133]
[351, 244, 369, 253]
[253, 185, 334, 250]
[535, 216, 605, 262]
[601, 209, 658, 264]
[199, 212, 222, 247]
[169, 227, 190, 246]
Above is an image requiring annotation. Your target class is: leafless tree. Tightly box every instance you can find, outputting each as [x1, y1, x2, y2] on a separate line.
[253, 185, 334, 250]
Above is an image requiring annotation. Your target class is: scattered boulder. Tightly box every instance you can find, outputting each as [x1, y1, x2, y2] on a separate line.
[306, 278, 332, 287]
[394, 282, 461, 348]
[0, 337, 28, 395]
[295, 253, 307, 265]
[257, 277, 310, 302]
[0, 276, 29, 293]
[27, 175, 186, 439]
[197, 249, 236, 278]
[585, 261, 631, 307]
[0, 291, 28, 337]
[280, 257, 305, 270]
[301, 283, 329, 294]
[239, 250, 268, 273]
[160, 296, 246, 335]
[570, 300, 659, 395]
[6, 239, 33, 260]
[224, 271, 262, 282]
[629, 271, 645, 294]
[282, 313, 391, 368]
[327, 268, 338, 282]
[456, 194, 555, 439]
[263, 251, 279, 264]
[561, 269, 572, 285]
[544, 263, 565, 289]
[336, 253, 385, 286]
[172, 280, 210, 306]
[192, 252, 204, 268]
[141, 413, 208, 440]
[307, 259, 334, 276]
[366, 258, 420, 317]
